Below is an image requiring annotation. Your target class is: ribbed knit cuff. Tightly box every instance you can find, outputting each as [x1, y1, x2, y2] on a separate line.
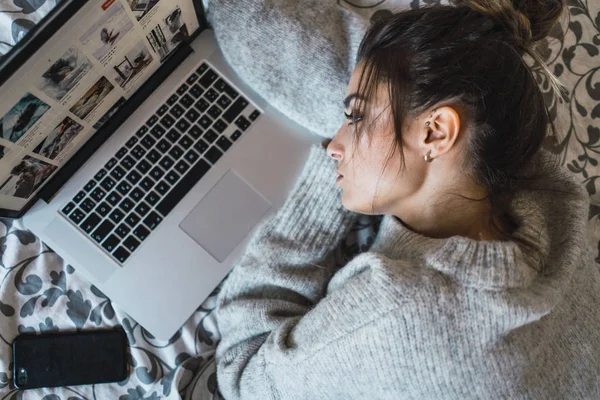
[268, 144, 356, 256]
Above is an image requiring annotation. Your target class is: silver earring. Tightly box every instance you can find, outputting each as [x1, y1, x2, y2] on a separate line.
[425, 150, 434, 163]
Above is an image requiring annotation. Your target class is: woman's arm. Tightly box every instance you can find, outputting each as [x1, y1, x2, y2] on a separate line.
[216, 144, 358, 398]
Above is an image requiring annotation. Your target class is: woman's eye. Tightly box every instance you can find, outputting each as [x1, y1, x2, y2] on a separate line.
[344, 111, 362, 125]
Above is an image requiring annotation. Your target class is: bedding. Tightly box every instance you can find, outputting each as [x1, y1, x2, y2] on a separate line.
[0, 0, 598, 398]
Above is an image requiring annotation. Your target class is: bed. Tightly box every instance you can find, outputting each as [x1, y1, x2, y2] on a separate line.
[0, 0, 598, 398]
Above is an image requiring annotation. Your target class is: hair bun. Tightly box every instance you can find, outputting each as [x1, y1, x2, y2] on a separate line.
[450, 0, 565, 47]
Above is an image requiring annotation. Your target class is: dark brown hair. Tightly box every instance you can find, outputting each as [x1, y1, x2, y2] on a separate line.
[351, 0, 567, 239]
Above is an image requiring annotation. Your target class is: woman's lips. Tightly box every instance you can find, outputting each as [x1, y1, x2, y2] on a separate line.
[336, 174, 343, 183]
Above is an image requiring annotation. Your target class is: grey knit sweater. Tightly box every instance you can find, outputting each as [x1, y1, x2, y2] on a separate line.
[215, 145, 600, 399]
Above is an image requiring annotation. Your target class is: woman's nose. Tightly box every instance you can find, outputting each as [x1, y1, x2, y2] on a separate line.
[326, 139, 343, 161]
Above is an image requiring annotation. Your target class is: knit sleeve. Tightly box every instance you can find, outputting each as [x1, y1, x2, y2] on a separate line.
[215, 144, 358, 399]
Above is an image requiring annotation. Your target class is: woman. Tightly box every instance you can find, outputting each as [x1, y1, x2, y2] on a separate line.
[215, 0, 600, 398]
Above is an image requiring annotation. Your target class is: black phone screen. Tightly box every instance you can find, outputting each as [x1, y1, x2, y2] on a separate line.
[12, 329, 128, 389]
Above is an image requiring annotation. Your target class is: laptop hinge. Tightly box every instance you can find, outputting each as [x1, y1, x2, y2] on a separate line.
[34, 43, 194, 212]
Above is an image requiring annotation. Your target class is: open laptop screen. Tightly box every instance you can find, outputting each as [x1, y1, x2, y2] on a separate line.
[0, 0, 203, 215]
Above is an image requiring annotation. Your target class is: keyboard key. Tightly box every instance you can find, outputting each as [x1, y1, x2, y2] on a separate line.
[185, 108, 200, 123]
[189, 125, 203, 139]
[143, 211, 163, 230]
[116, 181, 132, 196]
[135, 126, 148, 138]
[170, 104, 185, 119]
[217, 95, 232, 109]
[166, 129, 181, 143]
[107, 191, 123, 207]
[186, 73, 199, 85]
[203, 129, 218, 143]
[96, 202, 111, 217]
[125, 212, 141, 227]
[231, 130, 243, 141]
[80, 198, 96, 213]
[196, 63, 208, 75]
[110, 166, 126, 180]
[156, 104, 169, 116]
[135, 202, 151, 217]
[91, 187, 107, 202]
[215, 78, 238, 99]
[91, 220, 115, 243]
[184, 150, 200, 164]
[205, 146, 223, 164]
[140, 176, 155, 192]
[194, 139, 209, 154]
[73, 191, 86, 203]
[100, 177, 116, 191]
[131, 188, 145, 203]
[179, 136, 193, 149]
[81, 213, 102, 234]
[155, 181, 170, 196]
[146, 115, 159, 127]
[113, 246, 131, 263]
[199, 69, 218, 88]
[84, 179, 96, 192]
[94, 169, 108, 181]
[119, 198, 134, 212]
[249, 110, 261, 121]
[156, 159, 211, 216]
[109, 208, 125, 224]
[69, 209, 86, 224]
[177, 83, 189, 95]
[133, 224, 150, 241]
[116, 147, 128, 159]
[147, 149, 161, 163]
[159, 156, 175, 171]
[145, 191, 161, 206]
[235, 116, 251, 131]
[151, 124, 166, 138]
[198, 115, 213, 130]
[175, 160, 190, 174]
[125, 136, 138, 148]
[160, 114, 176, 129]
[180, 94, 194, 108]
[126, 170, 142, 185]
[168, 146, 184, 160]
[105, 157, 118, 170]
[166, 94, 179, 106]
[176, 118, 191, 133]
[121, 155, 136, 170]
[213, 119, 227, 133]
[194, 98, 210, 113]
[204, 88, 219, 102]
[157, 139, 172, 153]
[62, 202, 75, 215]
[165, 170, 180, 185]
[115, 223, 131, 239]
[207, 105, 222, 119]
[136, 159, 151, 174]
[141, 134, 157, 150]
[149, 166, 165, 181]
[131, 145, 147, 160]
[102, 234, 121, 253]
[123, 236, 141, 252]
[223, 97, 248, 123]
[190, 84, 204, 98]
[217, 136, 233, 152]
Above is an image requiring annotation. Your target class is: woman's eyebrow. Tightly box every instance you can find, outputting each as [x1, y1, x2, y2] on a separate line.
[343, 93, 365, 109]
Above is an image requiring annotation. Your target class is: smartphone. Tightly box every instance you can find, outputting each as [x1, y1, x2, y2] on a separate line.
[12, 329, 128, 390]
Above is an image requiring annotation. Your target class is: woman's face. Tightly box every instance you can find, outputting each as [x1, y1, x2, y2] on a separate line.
[327, 63, 431, 215]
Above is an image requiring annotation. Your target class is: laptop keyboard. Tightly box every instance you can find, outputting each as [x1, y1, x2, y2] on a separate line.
[59, 61, 261, 265]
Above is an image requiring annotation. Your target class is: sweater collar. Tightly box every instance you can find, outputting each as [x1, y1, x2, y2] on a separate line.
[369, 151, 590, 290]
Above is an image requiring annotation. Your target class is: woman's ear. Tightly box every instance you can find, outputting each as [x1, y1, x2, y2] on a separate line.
[422, 106, 461, 159]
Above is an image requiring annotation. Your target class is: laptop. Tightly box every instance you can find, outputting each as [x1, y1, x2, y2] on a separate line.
[0, 0, 317, 340]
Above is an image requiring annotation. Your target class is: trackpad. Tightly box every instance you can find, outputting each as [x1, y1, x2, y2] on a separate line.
[179, 170, 271, 262]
